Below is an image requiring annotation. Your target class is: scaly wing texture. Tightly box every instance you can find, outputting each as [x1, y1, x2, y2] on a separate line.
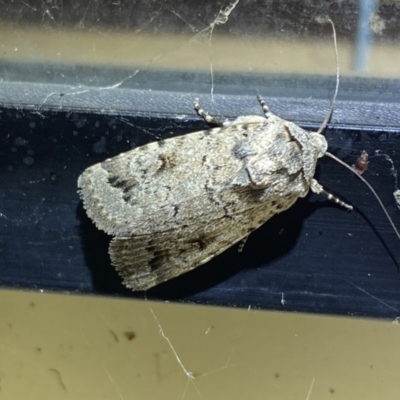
[78, 125, 248, 237]
[78, 115, 309, 237]
[109, 204, 277, 290]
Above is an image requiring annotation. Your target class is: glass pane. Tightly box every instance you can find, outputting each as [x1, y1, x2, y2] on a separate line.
[0, 1, 399, 109]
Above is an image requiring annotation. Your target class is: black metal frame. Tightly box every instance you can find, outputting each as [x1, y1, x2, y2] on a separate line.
[1, 77, 400, 318]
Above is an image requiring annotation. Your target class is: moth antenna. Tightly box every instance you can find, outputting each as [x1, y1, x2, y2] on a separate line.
[317, 18, 339, 135]
[325, 151, 400, 242]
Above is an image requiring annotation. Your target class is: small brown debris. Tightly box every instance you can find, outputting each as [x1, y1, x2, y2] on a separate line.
[353, 150, 369, 175]
[124, 331, 136, 341]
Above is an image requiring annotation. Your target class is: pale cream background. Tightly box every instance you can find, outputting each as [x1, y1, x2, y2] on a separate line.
[1, 289, 400, 399]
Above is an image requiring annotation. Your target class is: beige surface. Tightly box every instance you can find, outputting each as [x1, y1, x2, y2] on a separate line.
[1, 289, 400, 399]
[0, 25, 399, 78]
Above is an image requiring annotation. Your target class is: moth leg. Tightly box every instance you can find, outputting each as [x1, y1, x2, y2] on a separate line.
[193, 98, 224, 126]
[310, 179, 353, 210]
[257, 95, 273, 120]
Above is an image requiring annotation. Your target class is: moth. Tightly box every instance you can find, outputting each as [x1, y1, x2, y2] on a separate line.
[78, 20, 399, 291]
[78, 94, 349, 290]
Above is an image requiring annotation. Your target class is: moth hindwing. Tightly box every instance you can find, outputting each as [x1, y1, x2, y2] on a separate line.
[78, 96, 348, 291]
